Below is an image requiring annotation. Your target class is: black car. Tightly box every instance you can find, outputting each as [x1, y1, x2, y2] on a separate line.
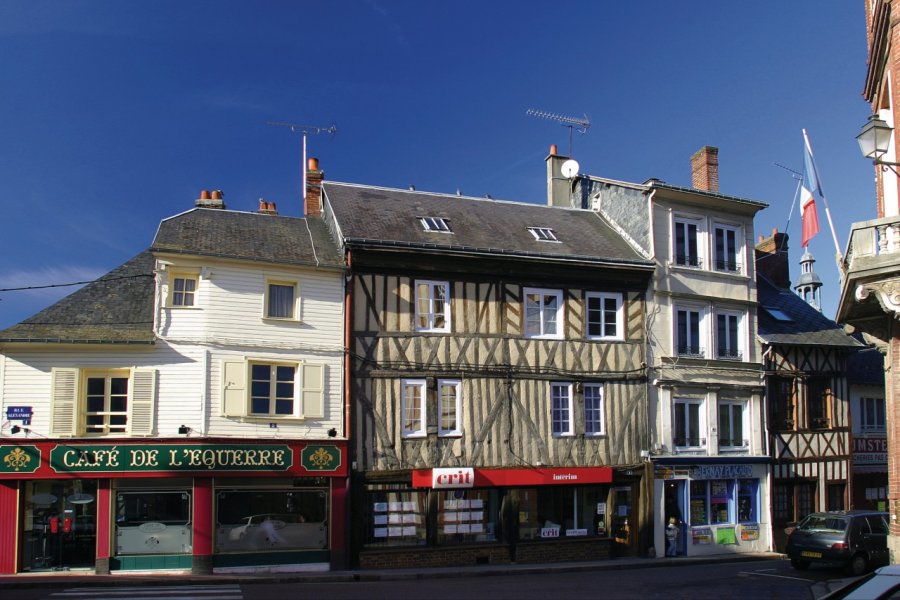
[786, 510, 889, 575]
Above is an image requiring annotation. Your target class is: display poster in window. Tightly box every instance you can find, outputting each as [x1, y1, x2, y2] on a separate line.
[716, 527, 737, 545]
[690, 499, 707, 524]
[691, 527, 712, 545]
[541, 526, 561, 538]
[710, 480, 728, 502]
[740, 524, 759, 541]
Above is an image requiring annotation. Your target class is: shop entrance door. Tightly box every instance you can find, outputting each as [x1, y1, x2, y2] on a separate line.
[664, 480, 685, 556]
[23, 480, 97, 571]
[610, 486, 634, 556]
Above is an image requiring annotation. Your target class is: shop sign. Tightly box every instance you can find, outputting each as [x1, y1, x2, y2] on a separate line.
[300, 445, 341, 472]
[690, 465, 753, 480]
[740, 524, 760, 541]
[0, 445, 41, 474]
[5, 406, 33, 425]
[48, 443, 293, 473]
[691, 527, 712, 545]
[854, 437, 887, 465]
[432, 467, 475, 489]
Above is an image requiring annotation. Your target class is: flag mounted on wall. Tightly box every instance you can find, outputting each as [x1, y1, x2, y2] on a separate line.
[801, 130, 822, 247]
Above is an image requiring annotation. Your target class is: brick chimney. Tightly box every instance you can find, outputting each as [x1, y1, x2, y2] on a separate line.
[257, 199, 278, 216]
[195, 189, 225, 209]
[305, 157, 323, 217]
[755, 228, 791, 289]
[690, 146, 719, 193]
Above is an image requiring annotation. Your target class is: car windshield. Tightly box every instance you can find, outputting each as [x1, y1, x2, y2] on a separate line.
[797, 515, 848, 532]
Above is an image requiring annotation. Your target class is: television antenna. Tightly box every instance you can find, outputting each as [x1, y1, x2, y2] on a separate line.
[268, 121, 337, 208]
[526, 108, 591, 157]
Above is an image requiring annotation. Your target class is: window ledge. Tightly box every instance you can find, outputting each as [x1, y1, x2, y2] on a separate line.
[261, 317, 304, 324]
[438, 433, 463, 438]
[166, 305, 202, 310]
[401, 433, 427, 439]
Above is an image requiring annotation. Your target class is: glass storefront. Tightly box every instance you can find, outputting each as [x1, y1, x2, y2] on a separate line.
[22, 480, 97, 571]
[115, 479, 192, 556]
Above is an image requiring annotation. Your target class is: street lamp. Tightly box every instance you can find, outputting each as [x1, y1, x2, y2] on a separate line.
[857, 114, 900, 175]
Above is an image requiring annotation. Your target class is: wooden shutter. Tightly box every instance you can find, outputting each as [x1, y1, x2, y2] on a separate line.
[128, 369, 157, 436]
[50, 368, 79, 437]
[301, 363, 325, 418]
[222, 360, 247, 417]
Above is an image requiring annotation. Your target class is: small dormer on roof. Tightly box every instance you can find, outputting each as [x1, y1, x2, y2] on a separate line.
[795, 248, 823, 312]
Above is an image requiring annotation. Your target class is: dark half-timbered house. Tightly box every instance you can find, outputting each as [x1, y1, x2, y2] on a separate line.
[755, 231, 863, 551]
[316, 178, 655, 567]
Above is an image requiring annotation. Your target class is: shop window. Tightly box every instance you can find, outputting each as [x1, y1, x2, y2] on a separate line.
[689, 480, 709, 525]
[215, 488, 328, 552]
[551, 382, 574, 436]
[415, 280, 450, 332]
[50, 367, 156, 437]
[770, 376, 795, 430]
[221, 359, 324, 419]
[437, 489, 498, 544]
[709, 480, 732, 524]
[737, 479, 758, 522]
[524, 288, 564, 339]
[364, 486, 427, 547]
[773, 482, 794, 522]
[827, 483, 846, 511]
[517, 486, 610, 540]
[807, 377, 832, 429]
[673, 398, 705, 449]
[116, 490, 191, 555]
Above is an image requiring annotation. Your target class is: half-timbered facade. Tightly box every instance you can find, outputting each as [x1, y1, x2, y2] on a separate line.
[756, 231, 862, 551]
[319, 180, 654, 568]
[0, 194, 349, 575]
[548, 145, 771, 558]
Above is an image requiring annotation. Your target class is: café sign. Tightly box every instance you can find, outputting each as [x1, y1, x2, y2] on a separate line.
[49, 443, 293, 473]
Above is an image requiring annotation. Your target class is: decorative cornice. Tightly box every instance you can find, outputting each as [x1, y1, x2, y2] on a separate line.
[856, 279, 900, 315]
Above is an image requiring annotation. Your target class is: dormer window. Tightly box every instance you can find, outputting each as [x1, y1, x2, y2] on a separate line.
[420, 217, 451, 232]
[528, 227, 559, 242]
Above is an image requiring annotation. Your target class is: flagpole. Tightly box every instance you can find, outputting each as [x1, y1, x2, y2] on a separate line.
[803, 129, 843, 262]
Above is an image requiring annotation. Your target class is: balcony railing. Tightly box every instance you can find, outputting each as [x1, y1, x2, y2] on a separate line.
[716, 348, 742, 361]
[677, 345, 705, 358]
[842, 215, 900, 281]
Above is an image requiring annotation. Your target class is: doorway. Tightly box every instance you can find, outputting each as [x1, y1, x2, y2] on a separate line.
[22, 480, 97, 571]
[664, 480, 685, 556]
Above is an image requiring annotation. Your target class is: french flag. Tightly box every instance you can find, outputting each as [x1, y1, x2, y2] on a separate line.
[801, 130, 821, 248]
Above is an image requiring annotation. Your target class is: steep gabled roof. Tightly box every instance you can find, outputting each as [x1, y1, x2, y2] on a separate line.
[0, 250, 156, 344]
[757, 275, 863, 348]
[322, 182, 653, 268]
[152, 208, 343, 268]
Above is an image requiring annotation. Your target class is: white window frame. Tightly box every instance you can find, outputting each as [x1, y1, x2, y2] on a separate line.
[401, 379, 427, 438]
[673, 215, 704, 268]
[718, 400, 749, 449]
[419, 217, 452, 232]
[524, 288, 564, 339]
[168, 272, 199, 308]
[221, 359, 324, 420]
[860, 396, 886, 432]
[715, 309, 744, 361]
[583, 383, 605, 436]
[248, 360, 300, 418]
[674, 304, 706, 358]
[585, 292, 623, 340]
[551, 382, 574, 437]
[713, 223, 742, 274]
[415, 280, 451, 333]
[438, 379, 462, 437]
[264, 278, 300, 320]
[673, 397, 706, 450]
[528, 227, 560, 242]
[50, 367, 157, 437]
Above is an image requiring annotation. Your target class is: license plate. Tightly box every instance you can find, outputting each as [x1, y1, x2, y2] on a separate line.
[801, 551, 822, 558]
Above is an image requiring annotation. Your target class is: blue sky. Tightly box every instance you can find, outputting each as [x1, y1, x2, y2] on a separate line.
[0, 1, 875, 328]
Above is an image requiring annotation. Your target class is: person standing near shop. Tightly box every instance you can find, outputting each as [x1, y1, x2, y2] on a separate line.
[665, 517, 679, 557]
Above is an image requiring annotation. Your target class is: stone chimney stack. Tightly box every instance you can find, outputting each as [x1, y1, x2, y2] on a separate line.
[755, 228, 791, 289]
[195, 189, 225, 210]
[691, 146, 719, 193]
[546, 144, 572, 208]
[305, 157, 323, 217]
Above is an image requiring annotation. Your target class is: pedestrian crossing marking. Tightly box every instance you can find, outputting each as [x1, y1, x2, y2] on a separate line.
[45, 584, 243, 600]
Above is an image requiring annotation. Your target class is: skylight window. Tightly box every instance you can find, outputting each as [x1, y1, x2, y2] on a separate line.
[528, 227, 559, 242]
[420, 217, 452, 232]
[763, 306, 793, 322]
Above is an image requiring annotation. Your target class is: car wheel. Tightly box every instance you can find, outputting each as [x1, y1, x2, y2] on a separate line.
[847, 553, 869, 576]
[790, 558, 810, 571]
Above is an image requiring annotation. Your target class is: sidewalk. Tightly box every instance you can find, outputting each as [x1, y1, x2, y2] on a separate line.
[0, 552, 786, 589]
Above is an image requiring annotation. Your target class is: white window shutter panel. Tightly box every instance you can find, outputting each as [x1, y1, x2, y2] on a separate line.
[222, 361, 247, 417]
[128, 369, 157, 436]
[50, 368, 79, 437]
[301, 363, 325, 418]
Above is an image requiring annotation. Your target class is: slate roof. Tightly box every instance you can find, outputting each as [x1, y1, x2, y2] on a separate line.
[152, 208, 343, 268]
[756, 275, 863, 348]
[0, 250, 156, 344]
[322, 182, 653, 268]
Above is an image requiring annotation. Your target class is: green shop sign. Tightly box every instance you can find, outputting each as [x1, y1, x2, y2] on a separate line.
[0, 445, 41, 474]
[300, 445, 341, 472]
[49, 444, 293, 473]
